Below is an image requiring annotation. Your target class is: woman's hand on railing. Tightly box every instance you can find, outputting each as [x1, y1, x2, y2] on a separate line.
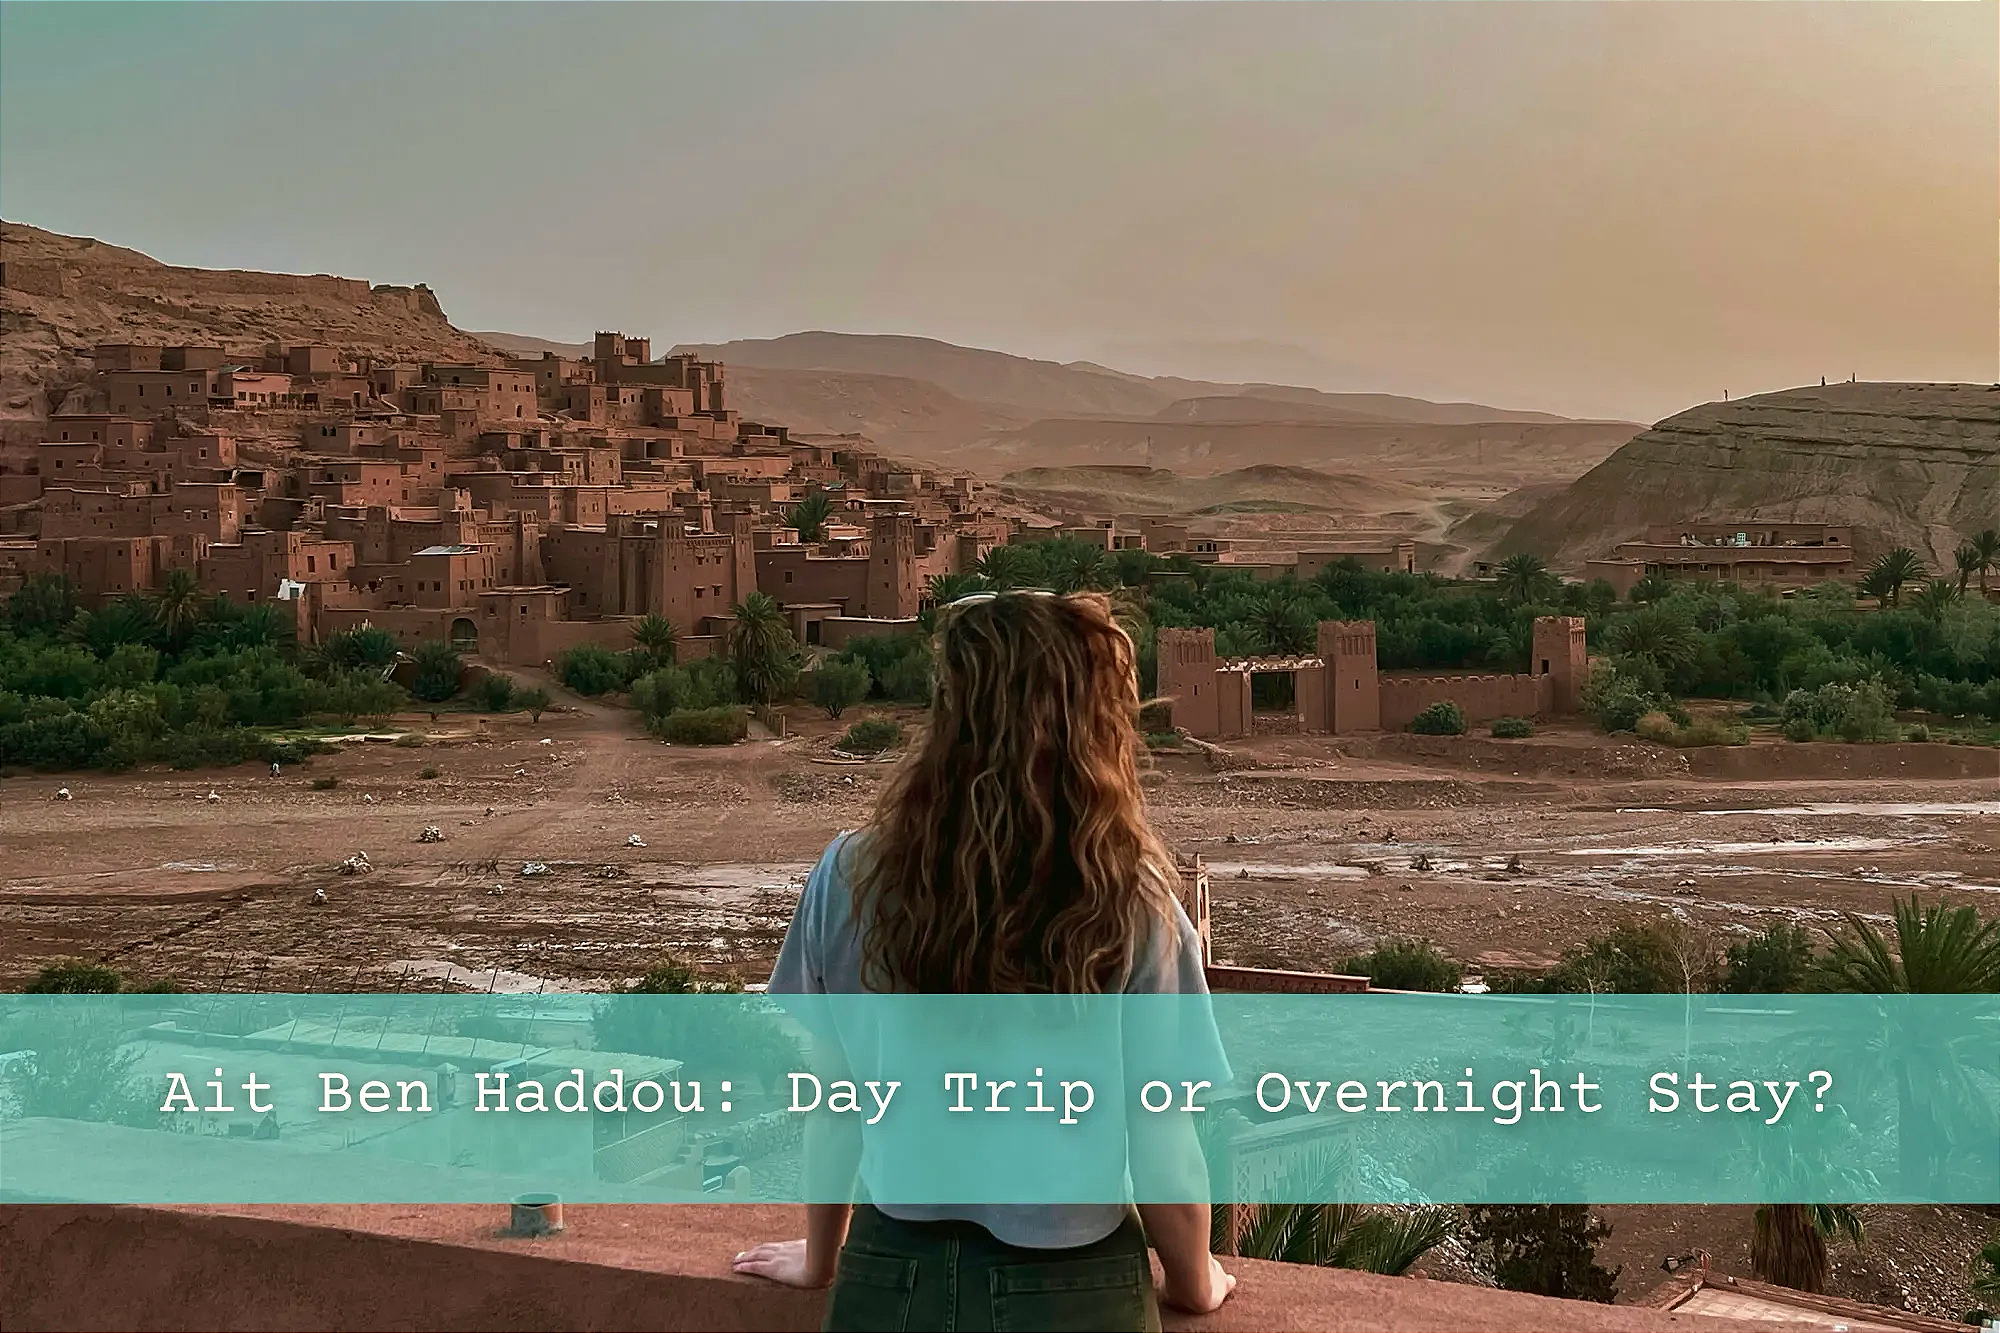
[1161, 1254, 1236, 1315]
[731, 1238, 834, 1289]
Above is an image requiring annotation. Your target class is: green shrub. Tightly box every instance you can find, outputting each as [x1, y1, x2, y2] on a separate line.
[632, 661, 738, 721]
[261, 739, 308, 767]
[0, 712, 109, 769]
[418, 765, 441, 779]
[658, 706, 748, 746]
[1545, 920, 1715, 994]
[593, 956, 803, 1094]
[1683, 717, 1749, 746]
[1904, 723, 1931, 742]
[161, 728, 260, 770]
[319, 626, 399, 672]
[836, 635, 931, 703]
[1780, 680, 1900, 743]
[630, 667, 687, 721]
[516, 686, 552, 722]
[810, 658, 873, 719]
[311, 776, 339, 791]
[1464, 1205, 1619, 1302]
[1338, 939, 1464, 992]
[1722, 923, 1817, 994]
[838, 717, 904, 755]
[1138, 698, 1174, 732]
[1636, 710, 1747, 747]
[410, 640, 463, 703]
[1409, 701, 1466, 735]
[1144, 731, 1182, 750]
[1581, 661, 1673, 734]
[1490, 716, 1534, 739]
[24, 959, 124, 993]
[394, 733, 425, 748]
[472, 673, 517, 712]
[557, 644, 628, 697]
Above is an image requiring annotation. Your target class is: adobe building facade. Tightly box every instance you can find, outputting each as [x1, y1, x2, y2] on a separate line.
[1584, 522, 1857, 597]
[4, 327, 1511, 680]
[1159, 615, 1587, 739]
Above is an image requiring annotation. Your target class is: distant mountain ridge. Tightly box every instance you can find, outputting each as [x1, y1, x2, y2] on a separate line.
[669, 330, 1599, 428]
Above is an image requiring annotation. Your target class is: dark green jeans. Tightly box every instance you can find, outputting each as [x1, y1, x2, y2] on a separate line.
[822, 1205, 1162, 1333]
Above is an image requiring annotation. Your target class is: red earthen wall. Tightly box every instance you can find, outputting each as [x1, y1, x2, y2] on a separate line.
[1378, 672, 1548, 731]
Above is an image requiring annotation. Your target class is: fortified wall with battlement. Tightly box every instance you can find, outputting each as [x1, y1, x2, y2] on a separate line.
[1158, 616, 1587, 739]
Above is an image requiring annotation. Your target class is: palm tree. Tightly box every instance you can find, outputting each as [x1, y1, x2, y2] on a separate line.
[1495, 553, 1559, 606]
[153, 568, 207, 642]
[1818, 896, 2000, 1193]
[227, 601, 289, 651]
[631, 614, 679, 670]
[975, 544, 1042, 591]
[1212, 1143, 1453, 1275]
[68, 595, 161, 656]
[925, 571, 990, 609]
[1253, 585, 1316, 656]
[1751, 1204, 1864, 1293]
[1604, 606, 1701, 672]
[1627, 575, 1675, 605]
[1971, 1236, 2000, 1313]
[1910, 578, 1962, 621]
[1861, 549, 1926, 606]
[786, 490, 835, 544]
[1041, 539, 1114, 594]
[726, 591, 798, 705]
[1974, 528, 2000, 596]
[1954, 544, 1982, 592]
[1820, 895, 2000, 994]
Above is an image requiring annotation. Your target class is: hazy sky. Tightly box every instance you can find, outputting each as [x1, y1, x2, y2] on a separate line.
[2, 2, 1993, 422]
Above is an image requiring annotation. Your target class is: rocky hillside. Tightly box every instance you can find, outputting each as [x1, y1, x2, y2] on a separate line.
[1, 222, 497, 445]
[1496, 383, 2000, 571]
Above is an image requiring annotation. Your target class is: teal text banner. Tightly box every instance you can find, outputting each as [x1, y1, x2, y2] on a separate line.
[1, 993, 1994, 1205]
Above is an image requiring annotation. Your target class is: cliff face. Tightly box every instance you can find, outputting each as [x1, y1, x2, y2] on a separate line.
[1497, 383, 2000, 571]
[0, 222, 497, 445]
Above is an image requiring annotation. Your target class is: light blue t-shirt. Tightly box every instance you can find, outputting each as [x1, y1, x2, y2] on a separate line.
[767, 830, 1230, 1249]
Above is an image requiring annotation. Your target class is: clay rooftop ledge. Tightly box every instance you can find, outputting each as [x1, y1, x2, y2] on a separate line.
[2, 1201, 1784, 1333]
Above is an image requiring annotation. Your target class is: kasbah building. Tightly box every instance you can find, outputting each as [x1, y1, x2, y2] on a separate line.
[0, 330, 1573, 734]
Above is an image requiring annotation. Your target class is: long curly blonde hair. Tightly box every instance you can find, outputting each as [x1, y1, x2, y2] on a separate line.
[853, 590, 1176, 993]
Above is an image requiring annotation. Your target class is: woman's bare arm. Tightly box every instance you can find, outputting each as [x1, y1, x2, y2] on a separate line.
[1129, 1105, 1234, 1313]
[733, 1027, 862, 1288]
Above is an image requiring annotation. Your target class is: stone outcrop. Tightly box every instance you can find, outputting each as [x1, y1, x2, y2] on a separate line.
[1497, 383, 2000, 571]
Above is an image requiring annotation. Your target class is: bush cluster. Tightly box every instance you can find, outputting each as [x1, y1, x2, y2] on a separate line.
[838, 717, 904, 754]
[657, 706, 748, 746]
[0, 577, 417, 773]
[1409, 701, 1466, 735]
[1779, 680, 1900, 743]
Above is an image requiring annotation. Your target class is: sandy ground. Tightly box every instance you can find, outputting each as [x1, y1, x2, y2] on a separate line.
[3, 701, 1995, 1314]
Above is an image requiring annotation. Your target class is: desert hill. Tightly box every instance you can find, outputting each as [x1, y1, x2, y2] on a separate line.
[674, 330, 1600, 426]
[1, 221, 496, 445]
[1495, 382, 2000, 572]
[965, 415, 1638, 491]
[670, 331, 1640, 488]
[469, 330, 588, 358]
[670, 331, 1169, 419]
[997, 463, 1434, 520]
